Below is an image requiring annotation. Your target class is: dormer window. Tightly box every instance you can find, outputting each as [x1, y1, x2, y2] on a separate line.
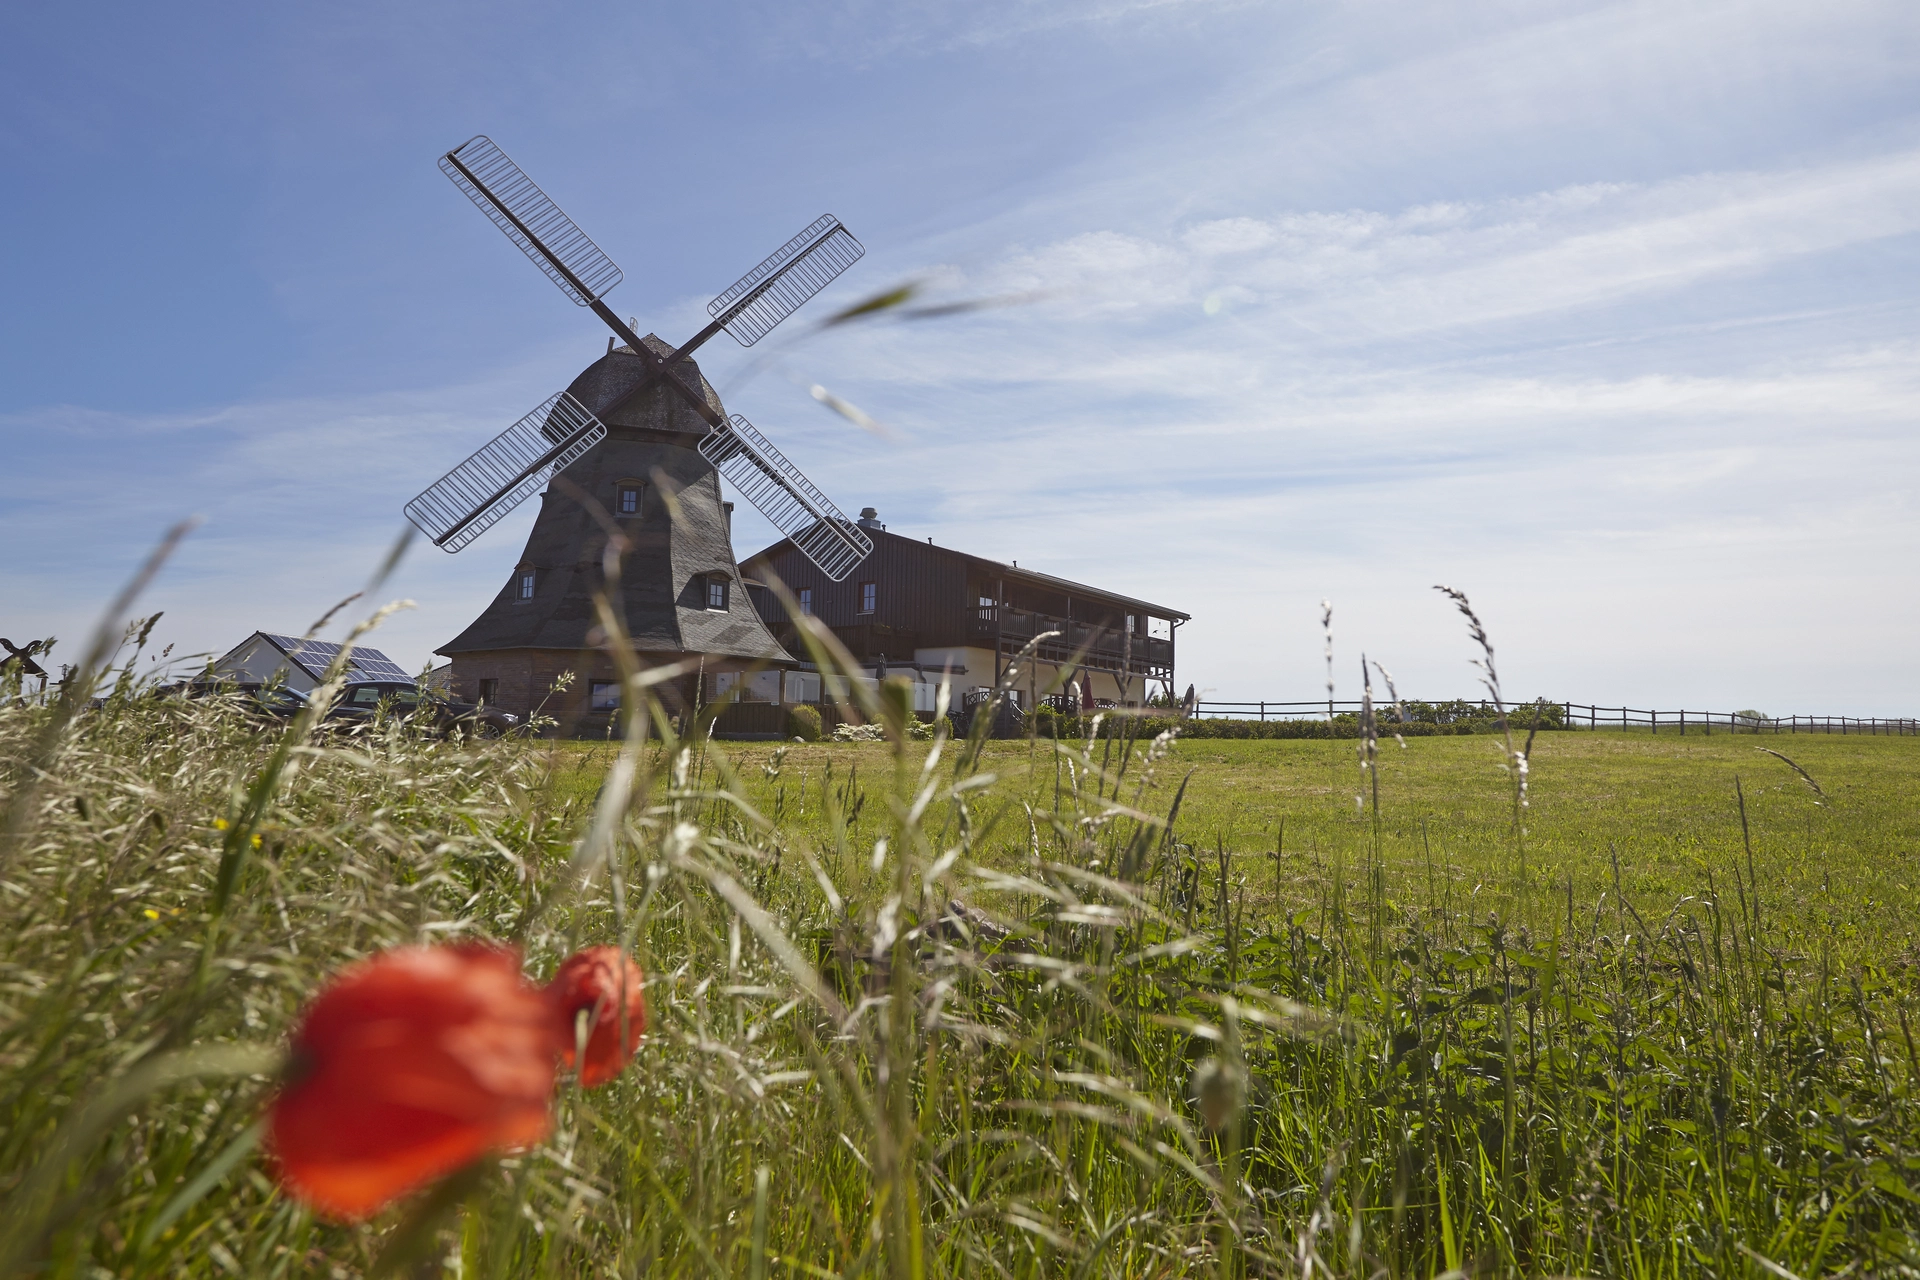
[517, 570, 535, 600]
[706, 576, 729, 611]
[617, 483, 642, 517]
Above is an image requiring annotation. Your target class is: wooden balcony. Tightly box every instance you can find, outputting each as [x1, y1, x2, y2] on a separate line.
[973, 606, 1173, 680]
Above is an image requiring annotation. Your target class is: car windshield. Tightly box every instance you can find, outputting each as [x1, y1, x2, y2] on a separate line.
[349, 685, 425, 706]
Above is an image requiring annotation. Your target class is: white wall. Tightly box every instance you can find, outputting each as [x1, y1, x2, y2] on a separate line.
[208, 635, 315, 692]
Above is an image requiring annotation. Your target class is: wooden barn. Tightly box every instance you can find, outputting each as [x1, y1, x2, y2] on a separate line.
[739, 508, 1187, 713]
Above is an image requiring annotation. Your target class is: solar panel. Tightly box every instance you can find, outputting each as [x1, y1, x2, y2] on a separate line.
[263, 635, 413, 684]
[347, 651, 415, 683]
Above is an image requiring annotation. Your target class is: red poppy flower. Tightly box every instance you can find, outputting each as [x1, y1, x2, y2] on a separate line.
[547, 946, 647, 1087]
[267, 943, 555, 1221]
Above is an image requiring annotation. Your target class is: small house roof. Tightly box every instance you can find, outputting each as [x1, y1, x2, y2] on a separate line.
[225, 632, 414, 684]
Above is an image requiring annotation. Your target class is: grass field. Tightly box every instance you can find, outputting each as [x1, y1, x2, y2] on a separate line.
[4, 657, 1919, 1279]
[550, 728, 1920, 966]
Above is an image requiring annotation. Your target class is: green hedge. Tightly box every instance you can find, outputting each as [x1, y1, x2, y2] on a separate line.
[785, 704, 823, 742]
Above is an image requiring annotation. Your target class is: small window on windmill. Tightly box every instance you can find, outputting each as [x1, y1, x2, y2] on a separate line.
[859, 582, 877, 614]
[799, 588, 813, 616]
[617, 483, 642, 517]
[589, 680, 620, 712]
[517, 570, 536, 600]
[706, 576, 729, 611]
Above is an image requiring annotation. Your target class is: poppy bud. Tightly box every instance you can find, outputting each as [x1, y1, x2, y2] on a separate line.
[547, 946, 647, 1087]
[267, 944, 555, 1221]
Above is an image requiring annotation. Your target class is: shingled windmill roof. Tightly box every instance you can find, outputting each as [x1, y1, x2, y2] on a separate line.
[560, 333, 726, 429]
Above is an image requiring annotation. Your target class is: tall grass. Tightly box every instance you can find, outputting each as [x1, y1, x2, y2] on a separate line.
[2, 587, 1917, 1277]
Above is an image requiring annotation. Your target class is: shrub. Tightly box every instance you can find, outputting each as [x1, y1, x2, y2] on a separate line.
[785, 704, 822, 742]
[1032, 704, 1058, 739]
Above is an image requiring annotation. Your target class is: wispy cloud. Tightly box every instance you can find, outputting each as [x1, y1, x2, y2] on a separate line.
[928, 151, 1920, 347]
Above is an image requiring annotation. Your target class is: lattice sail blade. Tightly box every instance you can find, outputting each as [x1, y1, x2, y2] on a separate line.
[708, 216, 864, 347]
[440, 136, 623, 307]
[405, 392, 607, 553]
[698, 415, 872, 581]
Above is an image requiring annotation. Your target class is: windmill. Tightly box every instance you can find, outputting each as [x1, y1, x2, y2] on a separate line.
[407, 136, 875, 719]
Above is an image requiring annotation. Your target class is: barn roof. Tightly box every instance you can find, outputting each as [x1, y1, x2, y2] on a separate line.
[744, 526, 1190, 621]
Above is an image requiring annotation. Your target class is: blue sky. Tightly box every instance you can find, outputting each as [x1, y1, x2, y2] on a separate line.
[4, 0, 1917, 713]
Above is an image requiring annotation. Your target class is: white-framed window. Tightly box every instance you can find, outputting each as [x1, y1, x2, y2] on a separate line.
[617, 484, 642, 516]
[706, 577, 729, 611]
[518, 570, 535, 600]
[799, 588, 813, 616]
[859, 582, 877, 614]
[589, 680, 621, 711]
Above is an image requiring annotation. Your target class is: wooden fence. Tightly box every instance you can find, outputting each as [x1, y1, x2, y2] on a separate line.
[1193, 700, 1918, 736]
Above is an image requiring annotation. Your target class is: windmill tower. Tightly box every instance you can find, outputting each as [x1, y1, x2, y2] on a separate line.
[405, 137, 874, 726]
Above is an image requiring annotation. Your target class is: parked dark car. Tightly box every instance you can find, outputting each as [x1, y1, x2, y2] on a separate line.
[155, 679, 310, 721]
[323, 682, 520, 738]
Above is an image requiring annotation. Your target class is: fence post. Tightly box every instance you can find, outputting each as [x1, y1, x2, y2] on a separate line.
[1652, 709, 1658, 735]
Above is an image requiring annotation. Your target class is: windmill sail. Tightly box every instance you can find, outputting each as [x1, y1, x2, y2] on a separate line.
[708, 216, 865, 347]
[406, 392, 607, 553]
[699, 415, 872, 580]
[441, 136, 624, 307]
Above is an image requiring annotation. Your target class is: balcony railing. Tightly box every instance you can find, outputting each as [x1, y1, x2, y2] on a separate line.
[973, 607, 1173, 674]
